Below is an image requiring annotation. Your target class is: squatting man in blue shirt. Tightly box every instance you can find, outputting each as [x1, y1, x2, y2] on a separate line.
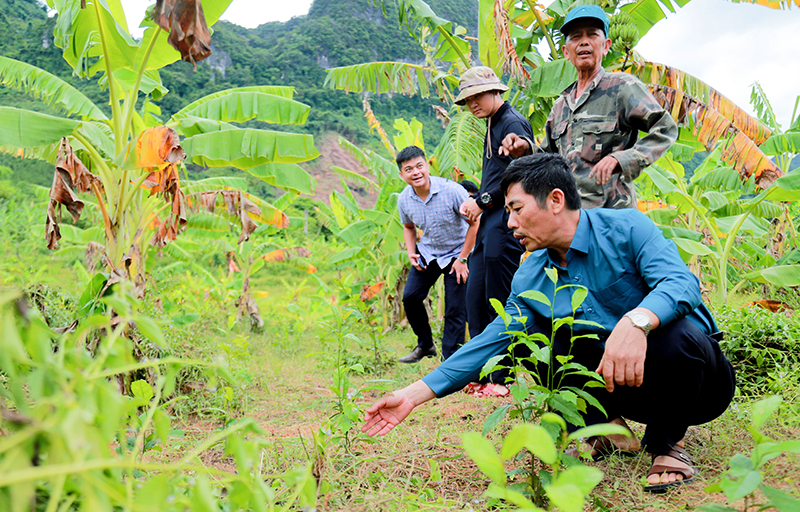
[364, 153, 735, 493]
[395, 146, 479, 363]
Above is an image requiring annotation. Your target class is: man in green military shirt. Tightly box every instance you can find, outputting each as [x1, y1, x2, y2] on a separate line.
[502, 5, 678, 209]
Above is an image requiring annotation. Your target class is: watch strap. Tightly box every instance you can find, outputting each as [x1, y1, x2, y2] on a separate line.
[624, 311, 652, 336]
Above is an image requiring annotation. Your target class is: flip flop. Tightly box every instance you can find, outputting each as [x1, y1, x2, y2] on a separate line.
[463, 382, 483, 395]
[475, 383, 509, 397]
[566, 434, 640, 462]
[643, 444, 698, 493]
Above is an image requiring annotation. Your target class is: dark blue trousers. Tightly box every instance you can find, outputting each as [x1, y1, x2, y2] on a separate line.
[402, 258, 467, 360]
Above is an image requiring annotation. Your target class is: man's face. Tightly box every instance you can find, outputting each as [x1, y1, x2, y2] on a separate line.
[505, 183, 556, 252]
[562, 21, 610, 74]
[398, 156, 431, 188]
[464, 90, 498, 118]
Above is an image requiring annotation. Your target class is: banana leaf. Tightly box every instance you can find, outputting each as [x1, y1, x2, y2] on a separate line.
[0, 56, 106, 120]
[626, 62, 773, 145]
[172, 92, 311, 125]
[134, 0, 234, 71]
[181, 128, 319, 168]
[51, 0, 138, 77]
[729, 0, 800, 8]
[0, 107, 79, 148]
[169, 116, 238, 137]
[433, 110, 485, 179]
[760, 132, 800, 155]
[245, 163, 316, 195]
[619, 0, 692, 39]
[324, 61, 454, 98]
[743, 265, 800, 287]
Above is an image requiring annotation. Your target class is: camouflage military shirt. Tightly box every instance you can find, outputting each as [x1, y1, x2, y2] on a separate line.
[535, 69, 678, 209]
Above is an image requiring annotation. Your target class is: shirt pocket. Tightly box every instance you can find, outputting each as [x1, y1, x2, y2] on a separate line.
[593, 272, 645, 311]
[552, 119, 569, 153]
[580, 119, 618, 164]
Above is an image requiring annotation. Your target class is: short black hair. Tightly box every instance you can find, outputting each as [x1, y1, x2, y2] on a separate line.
[459, 180, 479, 195]
[396, 146, 426, 169]
[500, 153, 582, 210]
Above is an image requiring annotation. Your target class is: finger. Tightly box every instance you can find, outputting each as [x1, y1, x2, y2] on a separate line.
[376, 422, 396, 436]
[602, 360, 615, 392]
[634, 359, 645, 387]
[365, 420, 385, 437]
[365, 399, 387, 415]
[614, 358, 626, 386]
[624, 360, 636, 387]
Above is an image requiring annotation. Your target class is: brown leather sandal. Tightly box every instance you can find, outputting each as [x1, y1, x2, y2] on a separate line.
[643, 444, 698, 493]
[566, 435, 640, 462]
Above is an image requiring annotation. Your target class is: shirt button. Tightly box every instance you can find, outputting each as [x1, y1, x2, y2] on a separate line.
[587, 308, 593, 312]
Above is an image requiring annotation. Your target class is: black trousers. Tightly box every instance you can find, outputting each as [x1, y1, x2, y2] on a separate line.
[466, 238, 523, 338]
[518, 317, 735, 454]
[402, 259, 467, 360]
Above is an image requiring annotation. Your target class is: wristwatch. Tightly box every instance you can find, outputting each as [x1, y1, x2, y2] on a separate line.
[477, 192, 493, 209]
[624, 311, 652, 336]
[457, 257, 468, 264]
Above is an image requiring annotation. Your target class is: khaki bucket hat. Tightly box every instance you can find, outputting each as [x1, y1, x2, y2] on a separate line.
[454, 66, 509, 106]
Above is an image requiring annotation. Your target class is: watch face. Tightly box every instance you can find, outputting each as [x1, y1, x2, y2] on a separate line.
[480, 193, 492, 206]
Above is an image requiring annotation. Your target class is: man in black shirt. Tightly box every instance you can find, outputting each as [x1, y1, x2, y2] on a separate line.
[456, 67, 534, 388]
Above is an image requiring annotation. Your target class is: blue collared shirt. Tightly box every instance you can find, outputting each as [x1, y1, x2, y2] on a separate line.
[422, 208, 717, 397]
[398, 176, 470, 268]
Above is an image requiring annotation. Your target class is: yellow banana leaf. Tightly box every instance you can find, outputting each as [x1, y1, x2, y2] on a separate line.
[644, 83, 782, 189]
[625, 62, 773, 145]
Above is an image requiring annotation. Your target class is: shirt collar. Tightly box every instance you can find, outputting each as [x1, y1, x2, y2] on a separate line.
[569, 210, 590, 254]
[490, 101, 510, 122]
[543, 210, 588, 267]
[562, 68, 606, 98]
[413, 175, 440, 202]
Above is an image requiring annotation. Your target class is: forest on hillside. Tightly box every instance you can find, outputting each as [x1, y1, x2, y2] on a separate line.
[0, 0, 477, 193]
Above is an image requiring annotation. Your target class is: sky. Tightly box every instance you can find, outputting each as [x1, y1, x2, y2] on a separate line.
[118, 0, 799, 129]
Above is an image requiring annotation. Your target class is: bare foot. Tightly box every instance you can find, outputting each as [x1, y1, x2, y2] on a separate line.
[646, 439, 694, 485]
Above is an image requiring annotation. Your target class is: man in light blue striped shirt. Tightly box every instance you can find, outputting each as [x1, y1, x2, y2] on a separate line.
[396, 146, 479, 363]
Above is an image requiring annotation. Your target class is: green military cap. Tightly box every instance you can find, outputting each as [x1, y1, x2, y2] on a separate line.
[454, 66, 509, 106]
[561, 5, 610, 36]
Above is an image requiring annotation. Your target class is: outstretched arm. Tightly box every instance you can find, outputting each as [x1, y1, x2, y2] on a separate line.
[362, 380, 436, 437]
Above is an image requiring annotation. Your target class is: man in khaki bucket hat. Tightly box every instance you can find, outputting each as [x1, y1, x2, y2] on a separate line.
[455, 66, 533, 395]
[453, 66, 509, 106]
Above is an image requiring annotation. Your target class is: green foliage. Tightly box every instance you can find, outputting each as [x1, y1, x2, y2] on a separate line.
[0, 286, 316, 512]
[481, 267, 606, 432]
[715, 306, 800, 398]
[464, 414, 628, 511]
[642, 150, 800, 305]
[699, 396, 800, 512]
[318, 304, 389, 454]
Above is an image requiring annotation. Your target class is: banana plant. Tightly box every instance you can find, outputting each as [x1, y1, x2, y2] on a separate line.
[325, 0, 785, 185]
[0, 0, 318, 296]
[643, 150, 800, 305]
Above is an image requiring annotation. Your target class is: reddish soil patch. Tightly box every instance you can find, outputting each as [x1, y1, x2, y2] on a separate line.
[302, 132, 381, 208]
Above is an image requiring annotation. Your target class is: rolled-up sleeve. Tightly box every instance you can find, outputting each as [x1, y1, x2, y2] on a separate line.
[613, 80, 678, 182]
